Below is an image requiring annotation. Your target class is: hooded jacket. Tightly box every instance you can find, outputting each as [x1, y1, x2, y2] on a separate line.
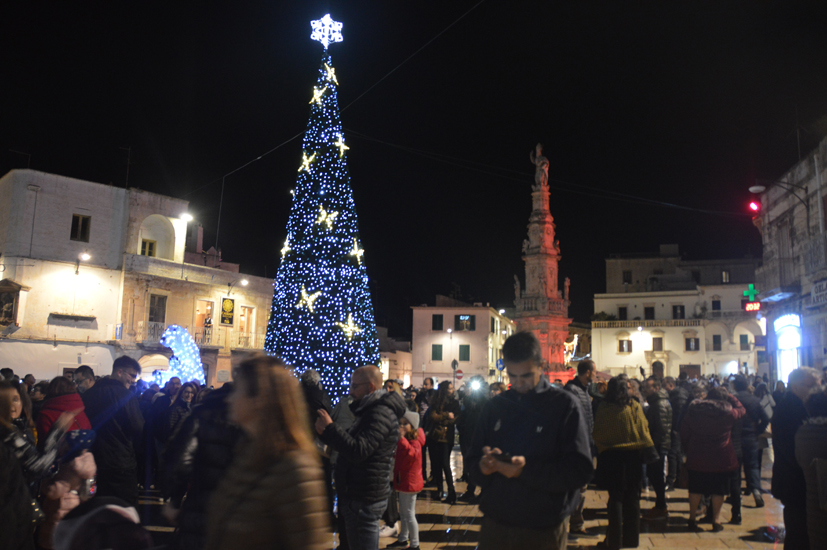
[680, 395, 745, 473]
[393, 427, 426, 493]
[36, 393, 92, 443]
[321, 389, 407, 503]
[81, 377, 144, 472]
[468, 378, 593, 530]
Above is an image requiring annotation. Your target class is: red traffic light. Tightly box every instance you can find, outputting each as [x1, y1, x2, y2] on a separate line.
[749, 201, 760, 212]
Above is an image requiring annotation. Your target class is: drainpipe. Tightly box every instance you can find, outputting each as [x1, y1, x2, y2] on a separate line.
[817, 154, 824, 237]
[26, 184, 40, 257]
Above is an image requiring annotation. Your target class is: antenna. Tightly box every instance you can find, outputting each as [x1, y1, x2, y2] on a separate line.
[120, 146, 132, 187]
[787, 105, 810, 161]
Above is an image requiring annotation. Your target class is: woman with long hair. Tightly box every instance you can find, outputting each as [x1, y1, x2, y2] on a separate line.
[206, 354, 329, 550]
[593, 376, 654, 550]
[426, 380, 460, 504]
[681, 386, 745, 532]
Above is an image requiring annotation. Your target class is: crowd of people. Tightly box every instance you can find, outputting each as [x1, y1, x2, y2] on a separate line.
[2, 332, 827, 550]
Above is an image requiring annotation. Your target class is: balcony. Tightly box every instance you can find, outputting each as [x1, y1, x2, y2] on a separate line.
[139, 323, 265, 351]
[592, 319, 702, 329]
[517, 296, 570, 317]
[755, 257, 799, 302]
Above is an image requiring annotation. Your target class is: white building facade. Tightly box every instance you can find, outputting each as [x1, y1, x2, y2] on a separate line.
[591, 246, 765, 379]
[0, 170, 274, 384]
[411, 296, 515, 387]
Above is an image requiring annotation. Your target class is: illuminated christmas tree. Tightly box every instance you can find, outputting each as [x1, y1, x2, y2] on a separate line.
[265, 14, 380, 401]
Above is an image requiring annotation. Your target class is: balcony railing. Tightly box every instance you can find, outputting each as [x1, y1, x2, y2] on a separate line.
[755, 257, 797, 293]
[592, 319, 703, 329]
[707, 309, 757, 320]
[518, 296, 569, 316]
[141, 323, 265, 351]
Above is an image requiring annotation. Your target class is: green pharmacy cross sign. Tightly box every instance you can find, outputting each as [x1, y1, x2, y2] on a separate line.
[743, 284, 760, 301]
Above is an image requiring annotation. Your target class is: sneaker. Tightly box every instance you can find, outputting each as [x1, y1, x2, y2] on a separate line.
[729, 514, 742, 525]
[385, 541, 409, 548]
[642, 507, 668, 520]
[753, 490, 765, 508]
[378, 522, 399, 538]
[664, 482, 675, 492]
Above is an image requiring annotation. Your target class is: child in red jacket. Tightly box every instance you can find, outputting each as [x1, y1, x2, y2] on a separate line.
[389, 410, 425, 550]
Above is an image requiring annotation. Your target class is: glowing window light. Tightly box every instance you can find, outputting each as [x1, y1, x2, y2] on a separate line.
[155, 325, 206, 386]
[310, 14, 343, 50]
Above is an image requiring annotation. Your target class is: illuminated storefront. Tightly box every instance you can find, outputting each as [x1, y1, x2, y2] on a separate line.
[774, 313, 801, 383]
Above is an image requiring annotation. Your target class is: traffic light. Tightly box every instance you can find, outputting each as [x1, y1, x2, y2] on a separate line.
[749, 201, 760, 213]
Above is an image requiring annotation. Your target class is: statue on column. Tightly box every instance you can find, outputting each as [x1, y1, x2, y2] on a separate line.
[564, 277, 570, 301]
[513, 275, 521, 303]
[529, 143, 549, 188]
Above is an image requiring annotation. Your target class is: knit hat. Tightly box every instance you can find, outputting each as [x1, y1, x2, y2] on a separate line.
[403, 409, 420, 431]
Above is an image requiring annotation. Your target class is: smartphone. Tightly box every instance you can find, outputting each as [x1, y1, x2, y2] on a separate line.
[494, 452, 513, 463]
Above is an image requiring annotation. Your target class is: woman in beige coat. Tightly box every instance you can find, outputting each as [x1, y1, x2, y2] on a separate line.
[206, 354, 330, 550]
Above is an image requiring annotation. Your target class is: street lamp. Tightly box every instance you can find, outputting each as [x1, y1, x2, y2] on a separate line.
[76, 252, 90, 274]
[750, 179, 812, 236]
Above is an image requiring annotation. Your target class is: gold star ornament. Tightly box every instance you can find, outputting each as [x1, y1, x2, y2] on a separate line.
[309, 86, 328, 105]
[337, 313, 362, 340]
[316, 206, 338, 230]
[299, 152, 316, 173]
[335, 134, 350, 158]
[296, 286, 322, 313]
[350, 238, 364, 264]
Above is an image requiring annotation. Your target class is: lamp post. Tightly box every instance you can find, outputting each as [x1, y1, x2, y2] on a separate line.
[750, 179, 812, 236]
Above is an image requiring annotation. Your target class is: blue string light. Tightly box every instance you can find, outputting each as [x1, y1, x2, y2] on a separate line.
[265, 17, 380, 403]
[155, 325, 207, 386]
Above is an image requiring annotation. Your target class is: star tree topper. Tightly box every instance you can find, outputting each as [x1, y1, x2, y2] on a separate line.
[310, 14, 343, 50]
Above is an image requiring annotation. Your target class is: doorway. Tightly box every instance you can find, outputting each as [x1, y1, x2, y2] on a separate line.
[237, 306, 254, 347]
[196, 300, 214, 344]
[679, 364, 701, 380]
[652, 361, 664, 379]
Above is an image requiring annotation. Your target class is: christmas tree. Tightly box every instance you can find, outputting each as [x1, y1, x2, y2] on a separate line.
[265, 14, 380, 402]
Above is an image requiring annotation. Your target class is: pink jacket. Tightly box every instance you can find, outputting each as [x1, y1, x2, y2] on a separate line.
[393, 428, 425, 493]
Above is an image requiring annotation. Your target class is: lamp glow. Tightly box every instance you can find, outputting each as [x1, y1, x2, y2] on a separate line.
[240, 279, 248, 286]
[80, 253, 91, 261]
[181, 213, 193, 222]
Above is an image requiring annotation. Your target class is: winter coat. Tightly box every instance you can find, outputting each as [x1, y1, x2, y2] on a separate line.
[593, 400, 654, 453]
[565, 377, 594, 452]
[206, 446, 329, 550]
[165, 386, 243, 550]
[795, 418, 827, 548]
[735, 390, 770, 446]
[158, 398, 192, 444]
[301, 382, 333, 436]
[759, 393, 775, 421]
[668, 385, 691, 435]
[645, 388, 672, 452]
[0, 442, 34, 550]
[36, 393, 91, 443]
[1, 422, 66, 491]
[680, 395, 745, 473]
[393, 428, 425, 493]
[468, 378, 593, 530]
[81, 377, 144, 472]
[427, 397, 460, 444]
[321, 390, 407, 503]
[456, 391, 487, 443]
[772, 391, 809, 507]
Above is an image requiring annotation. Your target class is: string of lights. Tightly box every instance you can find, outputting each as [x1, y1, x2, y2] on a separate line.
[155, 325, 207, 386]
[265, 17, 380, 403]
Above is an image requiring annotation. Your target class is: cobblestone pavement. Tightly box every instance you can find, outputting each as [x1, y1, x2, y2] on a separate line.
[372, 449, 786, 550]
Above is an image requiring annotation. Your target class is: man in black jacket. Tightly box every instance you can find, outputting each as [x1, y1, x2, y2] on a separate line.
[469, 332, 593, 550]
[641, 376, 672, 519]
[564, 359, 596, 536]
[316, 365, 407, 550]
[772, 367, 822, 550]
[663, 376, 690, 490]
[732, 374, 770, 508]
[82, 356, 144, 506]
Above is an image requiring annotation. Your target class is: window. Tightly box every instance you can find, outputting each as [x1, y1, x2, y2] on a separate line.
[618, 307, 628, 321]
[652, 337, 663, 352]
[672, 305, 685, 319]
[740, 334, 750, 351]
[432, 314, 443, 331]
[618, 340, 632, 353]
[685, 338, 700, 351]
[722, 270, 731, 283]
[713, 334, 722, 351]
[148, 294, 167, 324]
[622, 270, 632, 284]
[431, 344, 443, 361]
[455, 314, 476, 331]
[70, 214, 91, 242]
[490, 317, 495, 333]
[459, 345, 470, 361]
[141, 239, 156, 257]
[644, 307, 655, 320]
[711, 300, 721, 311]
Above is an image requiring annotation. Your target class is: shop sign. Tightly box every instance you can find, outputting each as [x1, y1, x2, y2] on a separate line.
[220, 297, 235, 325]
[809, 279, 827, 308]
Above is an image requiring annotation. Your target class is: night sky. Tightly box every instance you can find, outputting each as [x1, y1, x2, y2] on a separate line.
[3, 1, 827, 338]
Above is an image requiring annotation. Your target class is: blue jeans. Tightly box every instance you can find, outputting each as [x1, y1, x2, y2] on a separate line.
[741, 441, 761, 494]
[340, 496, 388, 550]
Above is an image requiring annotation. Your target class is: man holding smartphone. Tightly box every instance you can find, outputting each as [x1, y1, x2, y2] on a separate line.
[469, 332, 593, 550]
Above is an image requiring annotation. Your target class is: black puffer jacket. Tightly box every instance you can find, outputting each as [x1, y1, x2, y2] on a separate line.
[82, 377, 144, 471]
[735, 390, 770, 445]
[668, 386, 691, 431]
[0, 443, 34, 550]
[158, 399, 192, 444]
[645, 388, 672, 452]
[165, 385, 243, 550]
[321, 390, 406, 503]
[565, 378, 594, 451]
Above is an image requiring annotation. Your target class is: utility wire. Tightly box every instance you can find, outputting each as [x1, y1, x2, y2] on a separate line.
[345, 129, 752, 218]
